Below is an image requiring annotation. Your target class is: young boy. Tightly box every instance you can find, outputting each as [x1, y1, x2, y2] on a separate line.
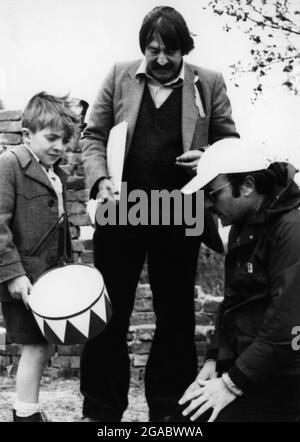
[0, 92, 80, 422]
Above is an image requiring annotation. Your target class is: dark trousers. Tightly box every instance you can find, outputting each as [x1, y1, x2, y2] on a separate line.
[80, 224, 201, 420]
[215, 375, 300, 422]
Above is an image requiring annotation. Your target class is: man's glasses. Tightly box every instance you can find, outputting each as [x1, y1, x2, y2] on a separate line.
[206, 181, 233, 203]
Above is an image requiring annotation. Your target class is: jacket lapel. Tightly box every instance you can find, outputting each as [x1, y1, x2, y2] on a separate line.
[12, 145, 56, 194]
[122, 70, 146, 154]
[182, 64, 198, 152]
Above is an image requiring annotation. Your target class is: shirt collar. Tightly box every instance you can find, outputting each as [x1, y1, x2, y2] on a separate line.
[135, 59, 185, 87]
[24, 144, 53, 171]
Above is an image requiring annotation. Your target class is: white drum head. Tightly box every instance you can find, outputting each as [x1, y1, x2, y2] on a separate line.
[28, 264, 112, 344]
[30, 264, 104, 318]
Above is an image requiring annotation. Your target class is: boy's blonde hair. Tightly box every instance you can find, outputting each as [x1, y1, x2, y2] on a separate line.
[22, 92, 81, 143]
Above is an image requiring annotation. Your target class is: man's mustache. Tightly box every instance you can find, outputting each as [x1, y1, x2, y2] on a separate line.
[151, 62, 174, 70]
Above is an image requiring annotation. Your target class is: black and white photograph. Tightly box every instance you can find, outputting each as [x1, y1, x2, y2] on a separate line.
[0, 0, 300, 431]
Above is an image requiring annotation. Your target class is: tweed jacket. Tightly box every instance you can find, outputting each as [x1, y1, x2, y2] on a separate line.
[0, 145, 71, 302]
[81, 60, 239, 193]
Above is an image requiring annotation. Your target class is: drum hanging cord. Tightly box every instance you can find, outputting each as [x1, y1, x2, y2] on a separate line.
[28, 212, 70, 264]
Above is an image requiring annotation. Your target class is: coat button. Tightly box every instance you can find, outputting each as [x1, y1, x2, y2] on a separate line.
[48, 199, 55, 207]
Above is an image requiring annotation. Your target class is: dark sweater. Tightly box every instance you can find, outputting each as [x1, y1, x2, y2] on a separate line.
[123, 85, 187, 193]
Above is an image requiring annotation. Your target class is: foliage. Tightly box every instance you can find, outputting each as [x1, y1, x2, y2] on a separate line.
[207, 0, 300, 96]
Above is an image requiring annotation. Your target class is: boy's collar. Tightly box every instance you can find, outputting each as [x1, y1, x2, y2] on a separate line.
[23, 144, 61, 170]
[11, 144, 62, 169]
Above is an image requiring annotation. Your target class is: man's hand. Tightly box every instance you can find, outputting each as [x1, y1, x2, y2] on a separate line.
[178, 377, 236, 422]
[179, 360, 217, 405]
[96, 178, 117, 203]
[7, 275, 32, 308]
[175, 150, 205, 175]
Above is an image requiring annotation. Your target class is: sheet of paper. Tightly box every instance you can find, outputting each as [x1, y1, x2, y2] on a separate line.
[107, 121, 128, 199]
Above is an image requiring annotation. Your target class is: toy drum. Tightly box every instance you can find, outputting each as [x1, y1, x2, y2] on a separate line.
[28, 264, 112, 345]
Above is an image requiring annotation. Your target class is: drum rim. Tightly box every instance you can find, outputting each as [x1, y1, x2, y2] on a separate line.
[31, 285, 106, 321]
[29, 263, 106, 320]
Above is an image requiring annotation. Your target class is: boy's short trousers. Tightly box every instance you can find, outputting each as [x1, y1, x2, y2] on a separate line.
[1, 300, 47, 345]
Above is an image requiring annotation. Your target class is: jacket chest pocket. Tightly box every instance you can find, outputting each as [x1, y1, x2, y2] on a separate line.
[227, 269, 270, 338]
[230, 269, 269, 302]
[16, 183, 56, 217]
[17, 181, 51, 200]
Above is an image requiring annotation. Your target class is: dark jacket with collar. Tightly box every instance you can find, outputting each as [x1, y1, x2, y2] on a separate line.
[207, 163, 300, 391]
[0, 145, 72, 302]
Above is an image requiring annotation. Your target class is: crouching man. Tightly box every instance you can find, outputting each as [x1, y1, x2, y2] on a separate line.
[179, 138, 300, 422]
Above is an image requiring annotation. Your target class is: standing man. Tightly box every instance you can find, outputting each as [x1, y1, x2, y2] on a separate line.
[180, 138, 300, 422]
[81, 6, 239, 422]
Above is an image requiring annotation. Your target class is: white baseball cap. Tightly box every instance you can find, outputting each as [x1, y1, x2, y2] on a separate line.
[181, 138, 273, 194]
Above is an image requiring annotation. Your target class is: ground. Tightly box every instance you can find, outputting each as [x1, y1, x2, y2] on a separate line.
[0, 376, 148, 422]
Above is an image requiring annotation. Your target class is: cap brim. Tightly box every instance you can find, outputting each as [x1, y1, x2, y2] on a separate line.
[181, 175, 206, 194]
[181, 168, 217, 194]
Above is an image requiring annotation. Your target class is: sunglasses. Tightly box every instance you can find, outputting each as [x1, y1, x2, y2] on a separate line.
[206, 181, 233, 203]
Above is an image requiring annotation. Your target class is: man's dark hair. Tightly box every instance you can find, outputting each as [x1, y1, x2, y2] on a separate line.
[226, 169, 279, 197]
[139, 6, 194, 55]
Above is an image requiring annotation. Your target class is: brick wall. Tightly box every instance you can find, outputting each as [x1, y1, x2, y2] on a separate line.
[0, 109, 224, 378]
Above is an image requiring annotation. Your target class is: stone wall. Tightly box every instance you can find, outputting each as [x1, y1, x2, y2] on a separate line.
[0, 109, 224, 377]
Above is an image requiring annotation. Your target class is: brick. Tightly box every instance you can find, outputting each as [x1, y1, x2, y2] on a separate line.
[67, 176, 86, 190]
[71, 239, 85, 252]
[82, 239, 93, 250]
[44, 366, 60, 379]
[127, 331, 134, 341]
[0, 110, 22, 120]
[134, 299, 153, 312]
[73, 253, 81, 263]
[131, 367, 145, 385]
[202, 295, 223, 313]
[65, 152, 83, 164]
[0, 355, 11, 366]
[195, 312, 213, 326]
[194, 285, 206, 299]
[67, 189, 89, 202]
[70, 226, 80, 239]
[195, 325, 215, 340]
[129, 341, 151, 355]
[70, 356, 80, 369]
[130, 312, 155, 325]
[136, 284, 152, 299]
[51, 355, 71, 368]
[136, 328, 155, 341]
[57, 345, 81, 356]
[195, 342, 208, 356]
[0, 120, 22, 132]
[67, 201, 86, 215]
[81, 251, 94, 263]
[0, 133, 22, 145]
[69, 214, 91, 226]
[60, 164, 73, 175]
[131, 354, 148, 367]
[139, 264, 148, 283]
[10, 356, 21, 374]
[194, 299, 202, 312]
